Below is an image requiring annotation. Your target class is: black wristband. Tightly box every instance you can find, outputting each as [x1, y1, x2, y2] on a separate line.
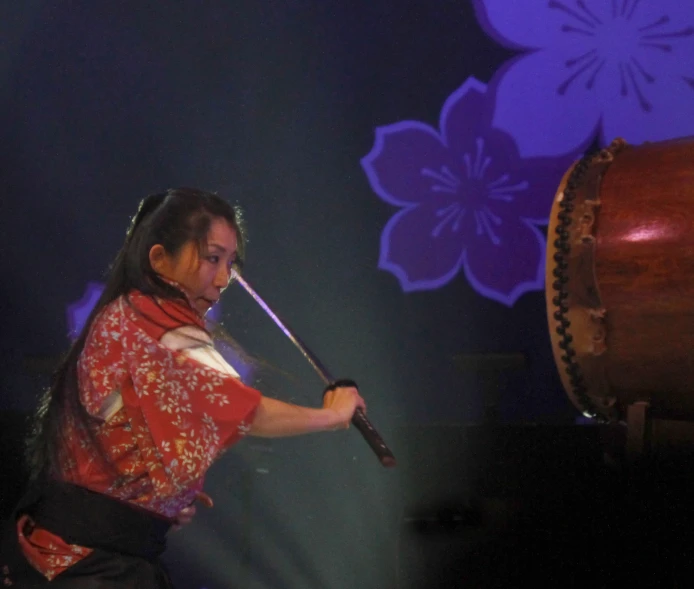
[323, 378, 359, 397]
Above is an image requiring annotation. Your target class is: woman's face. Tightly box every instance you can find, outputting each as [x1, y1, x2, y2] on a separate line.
[153, 217, 239, 315]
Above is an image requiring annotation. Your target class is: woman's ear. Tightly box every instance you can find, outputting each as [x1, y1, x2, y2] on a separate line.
[149, 244, 168, 274]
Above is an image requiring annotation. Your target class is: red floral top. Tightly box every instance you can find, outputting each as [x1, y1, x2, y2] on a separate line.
[18, 291, 262, 579]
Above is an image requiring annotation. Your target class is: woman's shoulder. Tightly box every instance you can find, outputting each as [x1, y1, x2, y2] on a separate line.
[121, 290, 206, 339]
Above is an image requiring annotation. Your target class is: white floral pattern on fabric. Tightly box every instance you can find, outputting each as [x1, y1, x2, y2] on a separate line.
[18, 291, 263, 581]
[66, 293, 262, 517]
[18, 292, 261, 579]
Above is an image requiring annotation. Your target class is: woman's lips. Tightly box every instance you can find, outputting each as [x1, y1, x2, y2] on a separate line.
[198, 297, 218, 308]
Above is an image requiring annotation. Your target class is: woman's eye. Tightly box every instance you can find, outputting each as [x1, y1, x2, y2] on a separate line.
[207, 255, 220, 264]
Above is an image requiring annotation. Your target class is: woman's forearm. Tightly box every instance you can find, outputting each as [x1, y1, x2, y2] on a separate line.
[248, 396, 340, 438]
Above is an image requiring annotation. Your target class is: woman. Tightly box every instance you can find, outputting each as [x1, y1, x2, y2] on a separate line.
[0, 188, 365, 587]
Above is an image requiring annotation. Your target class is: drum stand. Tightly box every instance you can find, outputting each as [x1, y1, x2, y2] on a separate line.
[625, 401, 694, 462]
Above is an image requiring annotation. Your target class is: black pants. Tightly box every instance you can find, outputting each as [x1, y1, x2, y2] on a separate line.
[0, 482, 173, 588]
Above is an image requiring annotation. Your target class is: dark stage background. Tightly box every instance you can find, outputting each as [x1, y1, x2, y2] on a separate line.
[2, 2, 694, 588]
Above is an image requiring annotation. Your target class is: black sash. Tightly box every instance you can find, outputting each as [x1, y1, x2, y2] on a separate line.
[1, 481, 174, 587]
[28, 481, 172, 560]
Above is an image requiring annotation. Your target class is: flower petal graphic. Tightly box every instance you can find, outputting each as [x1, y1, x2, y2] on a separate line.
[378, 195, 470, 291]
[491, 50, 602, 157]
[474, 0, 693, 51]
[602, 78, 694, 145]
[440, 77, 493, 149]
[472, 0, 587, 51]
[463, 219, 545, 306]
[361, 122, 456, 207]
[479, 0, 694, 156]
[363, 75, 570, 303]
[601, 40, 694, 143]
[485, 153, 577, 225]
[633, 2, 694, 23]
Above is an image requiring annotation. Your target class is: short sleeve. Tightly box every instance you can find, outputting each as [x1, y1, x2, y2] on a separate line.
[159, 325, 242, 379]
[118, 294, 262, 491]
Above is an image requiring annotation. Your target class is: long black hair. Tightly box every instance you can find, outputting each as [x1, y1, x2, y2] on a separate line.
[26, 187, 247, 481]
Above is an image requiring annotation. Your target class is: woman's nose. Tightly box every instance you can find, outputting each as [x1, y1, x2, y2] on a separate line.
[215, 265, 231, 287]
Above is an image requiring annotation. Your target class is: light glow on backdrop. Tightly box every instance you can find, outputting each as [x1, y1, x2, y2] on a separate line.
[363, 0, 694, 304]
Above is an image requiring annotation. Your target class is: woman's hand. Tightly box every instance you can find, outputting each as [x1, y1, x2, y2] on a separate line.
[249, 387, 366, 437]
[172, 505, 196, 532]
[172, 491, 214, 531]
[322, 385, 366, 430]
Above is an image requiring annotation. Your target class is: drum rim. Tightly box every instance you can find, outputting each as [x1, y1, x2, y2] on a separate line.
[545, 140, 628, 422]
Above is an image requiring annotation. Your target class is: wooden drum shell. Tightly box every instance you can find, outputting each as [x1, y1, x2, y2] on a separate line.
[546, 137, 694, 421]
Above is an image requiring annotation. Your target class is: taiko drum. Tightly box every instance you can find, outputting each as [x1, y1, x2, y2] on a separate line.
[546, 137, 694, 422]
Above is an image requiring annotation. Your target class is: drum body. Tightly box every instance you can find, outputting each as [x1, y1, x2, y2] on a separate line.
[546, 137, 694, 422]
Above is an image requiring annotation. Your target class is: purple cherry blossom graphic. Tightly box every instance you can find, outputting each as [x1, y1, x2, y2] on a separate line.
[67, 282, 105, 340]
[361, 77, 575, 306]
[474, 0, 694, 157]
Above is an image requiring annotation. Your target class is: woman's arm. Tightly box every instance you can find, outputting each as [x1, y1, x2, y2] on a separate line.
[249, 386, 364, 438]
